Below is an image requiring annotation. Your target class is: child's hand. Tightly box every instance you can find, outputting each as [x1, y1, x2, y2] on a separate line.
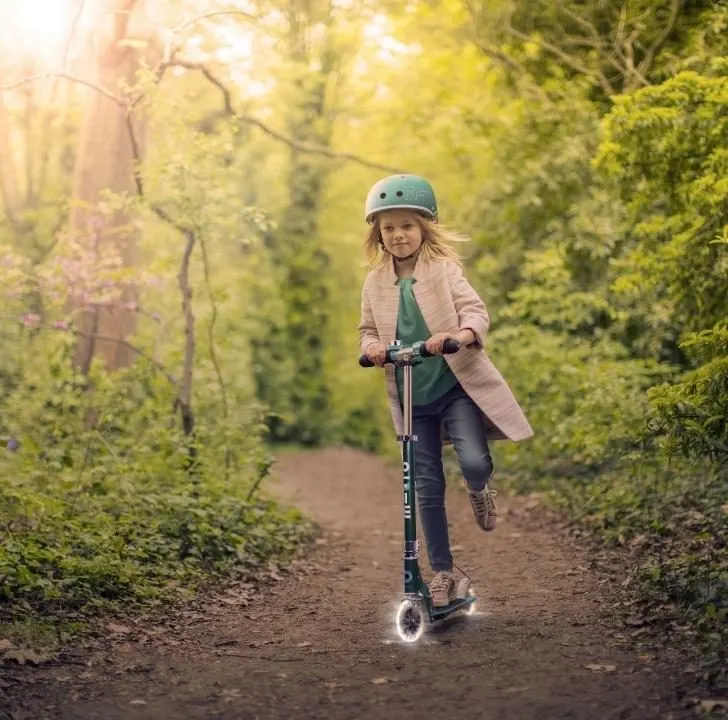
[365, 342, 388, 367]
[424, 333, 456, 355]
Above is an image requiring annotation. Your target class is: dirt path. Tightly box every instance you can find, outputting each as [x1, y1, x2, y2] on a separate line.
[2, 448, 700, 719]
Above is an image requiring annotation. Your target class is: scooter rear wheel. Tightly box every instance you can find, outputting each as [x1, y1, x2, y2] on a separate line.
[395, 598, 426, 643]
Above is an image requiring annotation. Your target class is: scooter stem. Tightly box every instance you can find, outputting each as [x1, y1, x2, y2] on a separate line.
[400, 363, 425, 597]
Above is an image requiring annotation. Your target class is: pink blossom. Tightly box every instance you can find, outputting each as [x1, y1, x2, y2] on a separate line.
[22, 313, 41, 329]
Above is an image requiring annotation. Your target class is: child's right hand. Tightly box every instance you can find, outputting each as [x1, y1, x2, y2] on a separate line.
[365, 342, 388, 367]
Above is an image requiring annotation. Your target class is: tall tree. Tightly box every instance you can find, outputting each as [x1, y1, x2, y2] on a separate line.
[70, 0, 157, 373]
[252, 0, 342, 445]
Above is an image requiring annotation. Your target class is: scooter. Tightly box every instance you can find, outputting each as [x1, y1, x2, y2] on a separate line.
[360, 339, 477, 642]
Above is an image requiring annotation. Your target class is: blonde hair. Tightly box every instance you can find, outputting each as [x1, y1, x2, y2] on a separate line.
[364, 213, 468, 269]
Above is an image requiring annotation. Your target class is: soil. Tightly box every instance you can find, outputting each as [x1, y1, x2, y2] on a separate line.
[0, 447, 712, 719]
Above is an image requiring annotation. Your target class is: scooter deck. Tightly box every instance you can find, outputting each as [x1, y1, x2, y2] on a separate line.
[430, 595, 476, 619]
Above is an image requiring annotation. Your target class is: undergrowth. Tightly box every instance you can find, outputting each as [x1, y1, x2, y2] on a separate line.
[0, 342, 313, 640]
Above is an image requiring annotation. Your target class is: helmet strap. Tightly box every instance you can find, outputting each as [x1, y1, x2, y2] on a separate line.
[394, 249, 419, 262]
[379, 236, 423, 262]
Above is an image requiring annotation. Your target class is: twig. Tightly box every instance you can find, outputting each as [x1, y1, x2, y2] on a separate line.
[0, 73, 123, 104]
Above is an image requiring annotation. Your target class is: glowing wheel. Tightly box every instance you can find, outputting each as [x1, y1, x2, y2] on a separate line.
[395, 599, 426, 643]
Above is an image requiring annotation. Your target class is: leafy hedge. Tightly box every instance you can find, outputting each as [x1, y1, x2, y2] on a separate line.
[488, 323, 727, 683]
[0, 338, 312, 620]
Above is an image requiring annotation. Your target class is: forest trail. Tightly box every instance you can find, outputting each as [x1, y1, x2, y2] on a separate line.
[2, 448, 698, 719]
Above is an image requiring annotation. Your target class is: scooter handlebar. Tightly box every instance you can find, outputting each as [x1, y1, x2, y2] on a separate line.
[422, 338, 461, 357]
[358, 338, 461, 367]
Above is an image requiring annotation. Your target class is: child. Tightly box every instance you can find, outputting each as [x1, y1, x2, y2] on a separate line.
[358, 174, 533, 607]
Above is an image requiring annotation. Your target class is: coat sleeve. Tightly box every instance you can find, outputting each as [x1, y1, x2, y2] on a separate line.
[448, 263, 489, 348]
[358, 283, 381, 353]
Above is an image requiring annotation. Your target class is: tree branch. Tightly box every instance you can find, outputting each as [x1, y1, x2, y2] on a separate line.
[638, 0, 682, 77]
[560, 7, 603, 41]
[0, 73, 123, 104]
[506, 25, 617, 96]
[1, 65, 403, 175]
[172, 59, 233, 114]
[609, 9, 652, 90]
[147, 11, 261, 102]
[470, 38, 525, 73]
[170, 58, 405, 173]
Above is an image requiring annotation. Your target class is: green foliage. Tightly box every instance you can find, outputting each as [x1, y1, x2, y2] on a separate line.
[597, 71, 728, 358]
[502, 244, 614, 335]
[488, 325, 669, 479]
[648, 325, 728, 466]
[0, 338, 312, 617]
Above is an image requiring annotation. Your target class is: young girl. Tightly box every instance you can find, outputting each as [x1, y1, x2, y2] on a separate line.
[358, 174, 533, 608]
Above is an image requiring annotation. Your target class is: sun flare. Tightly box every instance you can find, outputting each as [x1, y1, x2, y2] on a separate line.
[0, 0, 77, 64]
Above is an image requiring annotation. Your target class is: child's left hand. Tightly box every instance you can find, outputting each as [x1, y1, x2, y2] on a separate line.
[424, 333, 456, 355]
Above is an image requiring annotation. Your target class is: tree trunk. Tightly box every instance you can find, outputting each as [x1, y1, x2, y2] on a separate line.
[253, 2, 335, 445]
[70, 0, 153, 373]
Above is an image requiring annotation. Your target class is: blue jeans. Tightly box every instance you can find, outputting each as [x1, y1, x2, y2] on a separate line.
[411, 383, 493, 572]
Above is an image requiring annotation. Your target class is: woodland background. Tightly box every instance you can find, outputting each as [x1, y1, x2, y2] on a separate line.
[0, 0, 725, 681]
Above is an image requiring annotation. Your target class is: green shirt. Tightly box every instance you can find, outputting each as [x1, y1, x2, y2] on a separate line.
[395, 277, 458, 406]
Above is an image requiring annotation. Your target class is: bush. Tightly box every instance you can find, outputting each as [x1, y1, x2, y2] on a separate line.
[0, 337, 312, 619]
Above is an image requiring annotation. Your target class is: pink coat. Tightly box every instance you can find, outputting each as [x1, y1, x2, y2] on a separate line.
[358, 255, 533, 442]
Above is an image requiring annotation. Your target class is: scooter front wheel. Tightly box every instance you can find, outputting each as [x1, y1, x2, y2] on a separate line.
[395, 598, 427, 643]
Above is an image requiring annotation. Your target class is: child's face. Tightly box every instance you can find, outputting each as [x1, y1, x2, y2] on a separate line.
[378, 210, 423, 259]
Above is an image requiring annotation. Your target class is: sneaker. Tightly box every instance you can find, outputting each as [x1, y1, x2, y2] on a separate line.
[429, 571, 456, 608]
[467, 485, 498, 532]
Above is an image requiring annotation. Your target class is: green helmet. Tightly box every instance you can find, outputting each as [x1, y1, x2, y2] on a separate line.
[364, 174, 438, 223]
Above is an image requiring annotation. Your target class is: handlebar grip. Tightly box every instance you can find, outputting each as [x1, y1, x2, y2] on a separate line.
[359, 355, 375, 367]
[420, 339, 461, 358]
